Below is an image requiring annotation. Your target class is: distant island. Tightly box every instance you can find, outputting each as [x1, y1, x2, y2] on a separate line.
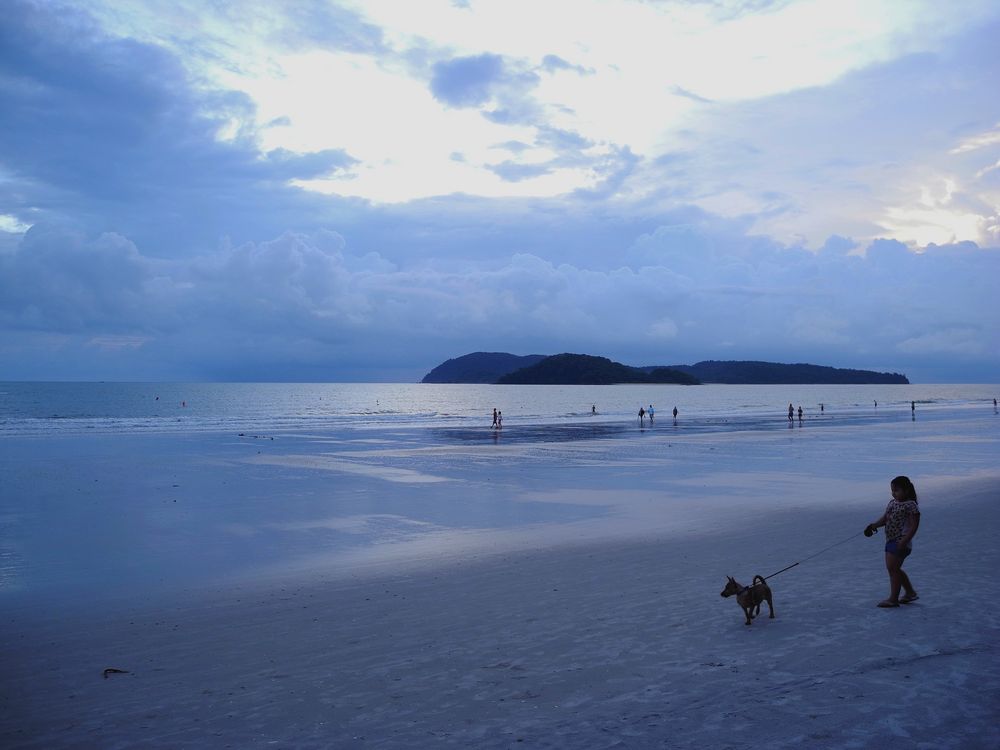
[659, 360, 909, 385]
[421, 352, 909, 385]
[496, 354, 699, 386]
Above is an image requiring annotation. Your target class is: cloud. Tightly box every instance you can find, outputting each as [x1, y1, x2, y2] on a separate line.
[949, 123, 1000, 154]
[669, 85, 714, 104]
[0, 227, 156, 334]
[650, 18, 1000, 247]
[0, 0, 359, 255]
[488, 161, 553, 182]
[4, 213, 997, 381]
[540, 54, 591, 76]
[263, 148, 358, 180]
[430, 53, 508, 107]
[427, 51, 546, 131]
[268, 0, 387, 55]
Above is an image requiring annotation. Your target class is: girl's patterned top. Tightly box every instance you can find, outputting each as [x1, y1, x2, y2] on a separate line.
[884, 499, 919, 542]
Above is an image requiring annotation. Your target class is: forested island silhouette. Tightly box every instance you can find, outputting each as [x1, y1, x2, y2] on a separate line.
[421, 352, 909, 385]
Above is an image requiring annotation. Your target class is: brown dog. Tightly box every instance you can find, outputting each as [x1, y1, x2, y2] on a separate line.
[721, 575, 775, 625]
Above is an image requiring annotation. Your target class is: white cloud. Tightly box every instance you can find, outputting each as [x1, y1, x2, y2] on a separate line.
[880, 177, 998, 247]
[950, 123, 1000, 154]
[0, 214, 31, 234]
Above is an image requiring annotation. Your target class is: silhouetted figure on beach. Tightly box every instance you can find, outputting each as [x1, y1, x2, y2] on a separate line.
[797, 405, 803, 422]
[497, 411, 502, 429]
[672, 406, 678, 419]
[648, 404, 655, 422]
[820, 403, 824, 413]
[638, 407, 645, 426]
[874, 400, 878, 408]
[492, 408, 498, 429]
[911, 401, 915, 414]
[592, 404, 596, 415]
[788, 403, 794, 422]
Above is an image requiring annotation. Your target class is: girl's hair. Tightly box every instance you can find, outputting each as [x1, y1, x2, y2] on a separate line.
[891, 475, 918, 502]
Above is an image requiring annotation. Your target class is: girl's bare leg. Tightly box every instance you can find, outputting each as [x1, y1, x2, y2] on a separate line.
[884, 552, 904, 603]
[898, 567, 916, 597]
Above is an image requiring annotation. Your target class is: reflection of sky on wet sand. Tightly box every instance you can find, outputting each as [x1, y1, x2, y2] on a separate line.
[1, 406, 997, 606]
[248, 454, 452, 483]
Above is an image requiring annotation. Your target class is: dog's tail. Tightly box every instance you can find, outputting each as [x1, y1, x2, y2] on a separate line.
[752, 574, 766, 587]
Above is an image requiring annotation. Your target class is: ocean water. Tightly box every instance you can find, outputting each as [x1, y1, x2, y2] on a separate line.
[0, 381, 997, 438]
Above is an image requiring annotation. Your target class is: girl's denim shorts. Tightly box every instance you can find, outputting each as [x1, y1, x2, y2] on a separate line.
[885, 539, 912, 559]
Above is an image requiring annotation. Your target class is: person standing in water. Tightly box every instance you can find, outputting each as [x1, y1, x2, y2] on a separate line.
[865, 475, 920, 608]
[492, 408, 498, 429]
[648, 404, 655, 422]
[788, 403, 794, 422]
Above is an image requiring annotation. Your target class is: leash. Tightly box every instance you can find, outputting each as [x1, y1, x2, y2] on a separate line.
[761, 530, 864, 582]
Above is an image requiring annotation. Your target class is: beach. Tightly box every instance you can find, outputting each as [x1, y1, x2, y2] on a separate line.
[2, 400, 999, 748]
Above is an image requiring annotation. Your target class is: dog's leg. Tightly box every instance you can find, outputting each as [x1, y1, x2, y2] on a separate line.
[766, 594, 775, 619]
[743, 606, 752, 625]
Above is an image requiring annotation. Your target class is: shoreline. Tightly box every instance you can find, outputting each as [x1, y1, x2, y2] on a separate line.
[2, 381, 996, 440]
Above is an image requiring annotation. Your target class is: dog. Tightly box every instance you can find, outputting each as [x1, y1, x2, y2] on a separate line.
[720, 575, 775, 625]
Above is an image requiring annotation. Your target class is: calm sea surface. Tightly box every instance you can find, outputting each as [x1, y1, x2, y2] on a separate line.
[0, 381, 997, 438]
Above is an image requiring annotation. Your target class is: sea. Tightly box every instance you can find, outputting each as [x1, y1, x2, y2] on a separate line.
[1, 381, 998, 439]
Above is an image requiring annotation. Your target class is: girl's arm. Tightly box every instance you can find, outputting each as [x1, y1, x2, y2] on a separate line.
[864, 512, 886, 536]
[899, 512, 920, 548]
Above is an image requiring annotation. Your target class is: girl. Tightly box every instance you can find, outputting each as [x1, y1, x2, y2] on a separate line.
[865, 475, 920, 607]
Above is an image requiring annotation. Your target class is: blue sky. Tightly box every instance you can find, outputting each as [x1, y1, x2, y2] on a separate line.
[1, 0, 998, 383]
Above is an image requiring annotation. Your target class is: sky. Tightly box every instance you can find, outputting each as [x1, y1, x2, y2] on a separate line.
[1, 0, 999, 383]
